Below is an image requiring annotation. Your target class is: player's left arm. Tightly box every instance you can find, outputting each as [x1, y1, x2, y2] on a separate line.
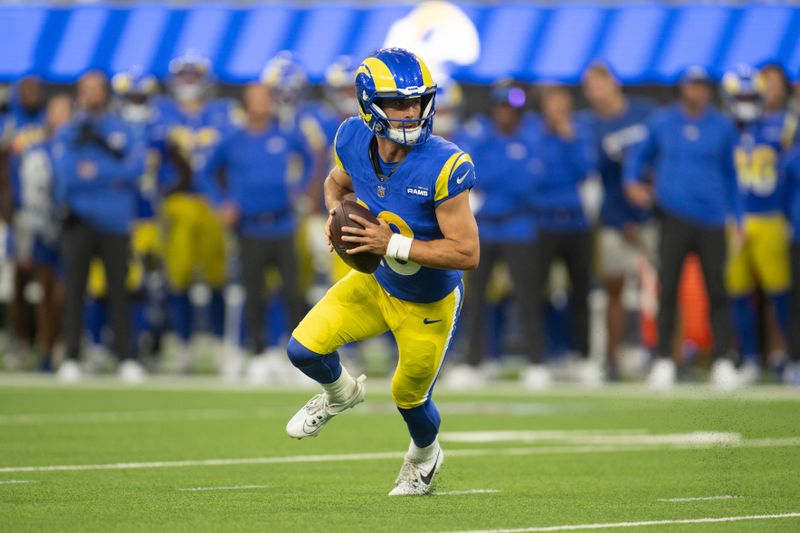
[344, 190, 479, 270]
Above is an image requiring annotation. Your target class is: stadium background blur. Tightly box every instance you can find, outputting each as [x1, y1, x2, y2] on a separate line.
[1, 0, 799, 390]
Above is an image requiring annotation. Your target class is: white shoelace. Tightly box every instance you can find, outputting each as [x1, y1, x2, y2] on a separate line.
[303, 394, 329, 426]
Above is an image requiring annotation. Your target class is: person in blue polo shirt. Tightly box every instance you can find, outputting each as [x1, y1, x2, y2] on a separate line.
[625, 66, 742, 390]
[52, 71, 146, 383]
[530, 85, 601, 387]
[201, 82, 312, 365]
[448, 80, 543, 389]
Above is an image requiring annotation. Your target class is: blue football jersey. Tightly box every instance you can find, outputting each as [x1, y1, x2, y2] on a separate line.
[5, 105, 47, 209]
[151, 97, 240, 193]
[334, 117, 475, 303]
[736, 111, 794, 214]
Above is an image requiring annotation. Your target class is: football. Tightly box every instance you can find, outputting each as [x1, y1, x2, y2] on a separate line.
[330, 200, 382, 274]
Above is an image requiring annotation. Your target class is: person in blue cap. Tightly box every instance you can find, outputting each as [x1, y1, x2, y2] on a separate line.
[446, 79, 543, 390]
[625, 65, 742, 391]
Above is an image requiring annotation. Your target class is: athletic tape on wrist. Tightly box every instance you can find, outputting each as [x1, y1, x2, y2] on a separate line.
[386, 233, 413, 262]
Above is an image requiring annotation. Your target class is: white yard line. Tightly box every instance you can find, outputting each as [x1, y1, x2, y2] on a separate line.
[435, 489, 501, 496]
[440, 430, 735, 445]
[0, 479, 39, 485]
[432, 512, 800, 533]
[177, 484, 270, 492]
[657, 495, 743, 503]
[1, 436, 799, 475]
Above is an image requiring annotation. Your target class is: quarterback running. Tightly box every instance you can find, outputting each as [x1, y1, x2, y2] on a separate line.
[284, 47, 479, 496]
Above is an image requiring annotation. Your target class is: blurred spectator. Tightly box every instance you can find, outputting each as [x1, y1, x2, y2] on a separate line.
[579, 62, 656, 380]
[1, 76, 46, 367]
[782, 145, 800, 385]
[202, 83, 312, 380]
[625, 66, 742, 391]
[432, 77, 464, 140]
[158, 50, 236, 371]
[530, 85, 600, 387]
[447, 80, 541, 389]
[111, 66, 166, 365]
[14, 94, 72, 371]
[52, 71, 146, 383]
[721, 65, 792, 385]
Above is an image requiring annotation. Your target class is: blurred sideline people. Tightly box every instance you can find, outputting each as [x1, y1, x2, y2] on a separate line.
[625, 66, 742, 391]
[52, 71, 146, 383]
[158, 50, 236, 371]
[782, 142, 800, 385]
[579, 62, 656, 380]
[202, 83, 312, 379]
[447, 81, 541, 389]
[530, 86, 601, 387]
[81, 67, 165, 372]
[721, 65, 792, 385]
[1, 76, 46, 365]
[112, 66, 168, 365]
[12, 95, 72, 371]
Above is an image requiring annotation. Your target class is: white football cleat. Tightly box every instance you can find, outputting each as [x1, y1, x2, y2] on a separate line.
[738, 361, 761, 386]
[286, 374, 366, 439]
[118, 359, 146, 385]
[647, 358, 676, 391]
[710, 359, 741, 391]
[57, 359, 82, 384]
[388, 444, 444, 496]
[521, 364, 553, 390]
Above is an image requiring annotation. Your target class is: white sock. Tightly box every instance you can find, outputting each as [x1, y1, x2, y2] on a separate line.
[406, 438, 439, 464]
[321, 366, 357, 405]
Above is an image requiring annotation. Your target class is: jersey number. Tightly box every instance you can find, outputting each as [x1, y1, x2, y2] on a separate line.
[377, 210, 421, 276]
[735, 145, 778, 196]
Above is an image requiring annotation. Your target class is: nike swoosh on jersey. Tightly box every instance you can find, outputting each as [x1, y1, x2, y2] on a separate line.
[423, 318, 442, 324]
[455, 170, 470, 184]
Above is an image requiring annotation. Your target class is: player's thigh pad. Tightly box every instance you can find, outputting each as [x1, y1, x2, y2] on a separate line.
[750, 216, 791, 294]
[390, 284, 463, 409]
[292, 270, 389, 355]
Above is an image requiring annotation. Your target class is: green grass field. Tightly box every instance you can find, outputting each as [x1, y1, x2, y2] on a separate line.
[1, 376, 800, 532]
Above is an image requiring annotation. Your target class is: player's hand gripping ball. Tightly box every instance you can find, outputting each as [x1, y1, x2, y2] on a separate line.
[329, 200, 383, 273]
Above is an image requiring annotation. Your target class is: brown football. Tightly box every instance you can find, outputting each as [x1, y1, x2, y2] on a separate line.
[330, 200, 382, 274]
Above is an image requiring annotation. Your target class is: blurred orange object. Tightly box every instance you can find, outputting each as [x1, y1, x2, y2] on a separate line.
[678, 254, 712, 352]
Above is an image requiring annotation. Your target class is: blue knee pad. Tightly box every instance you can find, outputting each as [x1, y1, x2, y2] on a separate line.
[286, 336, 342, 384]
[398, 399, 441, 448]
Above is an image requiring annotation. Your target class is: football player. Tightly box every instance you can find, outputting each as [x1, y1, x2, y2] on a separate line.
[284, 48, 478, 496]
[156, 50, 238, 371]
[722, 65, 792, 384]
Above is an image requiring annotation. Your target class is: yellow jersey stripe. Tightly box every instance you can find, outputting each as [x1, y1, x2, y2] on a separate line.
[434, 152, 465, 203]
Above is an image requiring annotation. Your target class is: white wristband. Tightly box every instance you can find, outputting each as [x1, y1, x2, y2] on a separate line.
[386, 233, 413, 262]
